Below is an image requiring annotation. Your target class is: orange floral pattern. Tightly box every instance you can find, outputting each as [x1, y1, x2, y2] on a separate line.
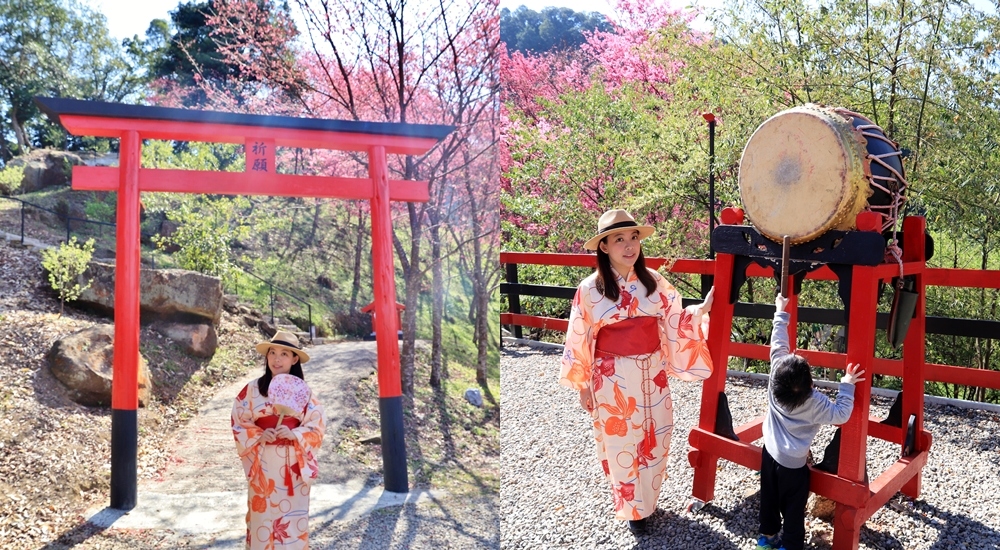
[232, 379, 325, 549]
[560, 267, 713, 520]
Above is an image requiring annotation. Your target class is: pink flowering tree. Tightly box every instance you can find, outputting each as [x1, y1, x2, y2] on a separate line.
[502, 0, 726, 267]
[148, 0, 499, 394]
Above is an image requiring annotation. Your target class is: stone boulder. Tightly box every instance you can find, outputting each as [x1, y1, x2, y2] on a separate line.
[808, 494, 836, 521]
[47, 325, 152, 407]
[7, 149, 82, 194]
[76, 262, 223, 325]
[151, 321, 218, 358]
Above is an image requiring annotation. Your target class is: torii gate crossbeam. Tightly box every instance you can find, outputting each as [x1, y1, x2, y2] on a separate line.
[36, 96, 453, 509]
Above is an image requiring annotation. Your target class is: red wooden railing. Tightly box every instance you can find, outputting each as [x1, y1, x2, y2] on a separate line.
[500, 251, 1000, 391]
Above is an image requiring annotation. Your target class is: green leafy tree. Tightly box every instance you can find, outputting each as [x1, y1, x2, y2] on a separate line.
[501, 6, 612, 54]
[152, 195, 252, 282]
[0, 0, 148, 160]
[41, 236, 95, 316]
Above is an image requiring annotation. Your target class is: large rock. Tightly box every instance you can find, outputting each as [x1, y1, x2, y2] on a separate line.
[47, 325, 152, 407]
[6, 149, 82, 194]
[808, 493, 836, 521]
[76, 262, 223, 324]
[151, 321, 218, 358]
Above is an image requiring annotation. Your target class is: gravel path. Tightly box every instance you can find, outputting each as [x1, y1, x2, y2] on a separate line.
[500, 345, 1000, 550]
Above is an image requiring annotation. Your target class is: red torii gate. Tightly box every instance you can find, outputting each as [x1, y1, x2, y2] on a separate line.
[36, 96, 452, 509]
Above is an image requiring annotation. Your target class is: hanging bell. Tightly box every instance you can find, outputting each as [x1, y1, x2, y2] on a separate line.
[887, 276, 918, 349]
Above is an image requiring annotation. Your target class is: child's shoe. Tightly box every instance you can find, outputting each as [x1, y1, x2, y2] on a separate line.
[755, 535, 785, 550]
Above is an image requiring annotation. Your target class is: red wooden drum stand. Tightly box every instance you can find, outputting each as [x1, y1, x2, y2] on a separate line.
[687, 207, 933, 550]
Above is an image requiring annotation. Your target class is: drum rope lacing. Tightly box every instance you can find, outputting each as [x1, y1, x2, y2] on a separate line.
[837, 108, 908, 277]
[836, 108, 908, 237]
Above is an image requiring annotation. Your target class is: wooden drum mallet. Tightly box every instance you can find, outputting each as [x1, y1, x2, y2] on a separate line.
[781, 235, 791, 298]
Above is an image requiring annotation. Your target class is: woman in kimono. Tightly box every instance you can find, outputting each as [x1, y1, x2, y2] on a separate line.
[560, 209, 715, 535]
[232, 330, 326, 549]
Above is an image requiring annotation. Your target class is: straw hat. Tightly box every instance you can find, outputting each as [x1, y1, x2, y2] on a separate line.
[255, 330, 310, 364]
[583, 209, 656, 251]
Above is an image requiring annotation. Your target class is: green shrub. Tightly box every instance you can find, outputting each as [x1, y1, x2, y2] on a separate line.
[84, 193, 115, 222]
[0, 165, 24, 195]
[41, 237, 95, 316]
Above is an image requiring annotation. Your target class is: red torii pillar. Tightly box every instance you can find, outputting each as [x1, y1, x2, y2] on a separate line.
[36, 96, 452, 508]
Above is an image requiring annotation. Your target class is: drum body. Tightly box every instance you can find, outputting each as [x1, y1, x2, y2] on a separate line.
[738, 104, 906, 244]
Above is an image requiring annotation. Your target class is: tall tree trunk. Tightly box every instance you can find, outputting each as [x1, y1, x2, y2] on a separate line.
[0, 115, 11, 162]
[475, 277, 489, 386]
[305, 200, 321, 247]
[429, 217, 444, 388]
[400, 240, 421, 397]
[349, 203, 367, 313]
[398, 157, 423, 397]
[464, 170, 490, 385]
[10, 108, 29, 155]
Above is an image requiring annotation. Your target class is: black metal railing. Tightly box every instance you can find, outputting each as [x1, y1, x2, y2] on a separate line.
[232, 265, 315, 341]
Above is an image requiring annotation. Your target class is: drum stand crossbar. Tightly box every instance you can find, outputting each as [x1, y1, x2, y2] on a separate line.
[687, 208, 933, 550]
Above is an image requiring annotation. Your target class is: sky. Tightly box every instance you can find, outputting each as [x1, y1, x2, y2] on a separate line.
[83, 0, 181, 41]
[88, 0, 727, 42]
[87, 0, 997, 42]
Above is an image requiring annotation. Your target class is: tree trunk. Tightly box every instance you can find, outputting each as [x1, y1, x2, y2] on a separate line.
[349, 204, 367, 313]
[475, 276, 489, 386]
[0, 115, 12, 162]
[464, 168, 491, 386]
[400, 249, 420, 396]
[399, 156, 423, 397]
[429, 218, 443, 388]
[10, 108, 29, 155]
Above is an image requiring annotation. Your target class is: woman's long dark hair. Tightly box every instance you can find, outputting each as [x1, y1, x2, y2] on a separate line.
[595, 244, 657, 302]
[258, 353, 305, 397]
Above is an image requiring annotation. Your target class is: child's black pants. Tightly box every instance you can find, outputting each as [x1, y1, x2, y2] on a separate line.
[759, 446, 810, 550]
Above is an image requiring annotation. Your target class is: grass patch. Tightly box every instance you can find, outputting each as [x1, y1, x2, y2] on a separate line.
[341, 344, 499, 499]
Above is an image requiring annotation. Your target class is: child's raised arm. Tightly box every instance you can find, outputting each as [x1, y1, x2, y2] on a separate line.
[770, 294, 792, 363]
[775, 293, 789, 314]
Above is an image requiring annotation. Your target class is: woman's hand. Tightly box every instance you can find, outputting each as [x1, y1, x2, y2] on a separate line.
[274, 425, 295, 441]
[579, 388, 594, 414]
[260, 428, 277, 443]
[694, 286, 715, 317]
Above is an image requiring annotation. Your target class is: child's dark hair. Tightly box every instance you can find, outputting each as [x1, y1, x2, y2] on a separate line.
[771, 354, 813, 410]
[257, 356, 305, 397]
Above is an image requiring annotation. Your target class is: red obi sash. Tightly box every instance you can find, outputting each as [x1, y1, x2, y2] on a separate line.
[255, 415, 301, 430]
[594, 316, 660, 358]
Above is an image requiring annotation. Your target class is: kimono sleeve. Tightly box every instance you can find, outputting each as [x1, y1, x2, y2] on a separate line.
[655, 272, 713, 382]
[231, 382, 264, 478]
[559, 284, 595, 390]
[291, 391, 326, 485]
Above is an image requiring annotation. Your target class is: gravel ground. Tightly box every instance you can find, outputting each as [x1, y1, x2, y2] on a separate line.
[500, 345, 1000, 550]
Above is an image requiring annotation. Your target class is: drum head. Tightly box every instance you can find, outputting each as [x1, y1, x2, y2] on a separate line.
[739, 106, 872, 243]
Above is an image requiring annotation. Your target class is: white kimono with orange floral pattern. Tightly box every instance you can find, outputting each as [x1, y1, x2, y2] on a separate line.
[560, 267, 712, 520]
[232, 379, 326, 549]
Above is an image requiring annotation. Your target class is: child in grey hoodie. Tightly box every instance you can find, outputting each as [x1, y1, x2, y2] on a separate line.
[756, 294, 865, 550]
